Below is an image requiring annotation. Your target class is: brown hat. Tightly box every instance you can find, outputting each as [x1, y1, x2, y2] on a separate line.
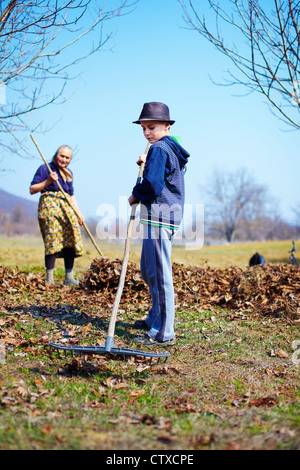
[133, 102, 175, 125]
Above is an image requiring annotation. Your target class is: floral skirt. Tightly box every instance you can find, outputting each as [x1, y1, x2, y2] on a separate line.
[38, 192, 83, 258]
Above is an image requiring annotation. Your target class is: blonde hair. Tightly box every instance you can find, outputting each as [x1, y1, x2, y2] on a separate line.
[52, 145, 73, 183]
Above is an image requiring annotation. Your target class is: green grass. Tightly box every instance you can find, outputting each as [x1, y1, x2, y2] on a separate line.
[0, 235, 297, 273]
[0, 306, 299, 449]
[0, 236, 299, 450]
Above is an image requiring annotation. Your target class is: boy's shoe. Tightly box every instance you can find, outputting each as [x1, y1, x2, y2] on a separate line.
[133, 320, 150, 331]
[133, 334, 175, 346]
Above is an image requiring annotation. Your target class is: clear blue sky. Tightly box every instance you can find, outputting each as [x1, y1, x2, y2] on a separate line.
[0, 0, 299, 230]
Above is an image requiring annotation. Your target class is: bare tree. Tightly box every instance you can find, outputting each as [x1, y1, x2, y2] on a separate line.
[292, 202, 300, 221]
[292, 202, 300, 236]
[179, 0, 300, 129]
[204, 167, 268, 242]
[0, 0, 135, 160]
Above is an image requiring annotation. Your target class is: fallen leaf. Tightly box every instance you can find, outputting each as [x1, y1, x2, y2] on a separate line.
[275, 349, 289, 358]
[128, 389, 146, 404]
[41, 423, 53, 434]
[248, 396, 278, 407]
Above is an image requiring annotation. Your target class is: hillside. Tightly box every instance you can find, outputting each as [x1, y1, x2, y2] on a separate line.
[0, 188, 38, 216]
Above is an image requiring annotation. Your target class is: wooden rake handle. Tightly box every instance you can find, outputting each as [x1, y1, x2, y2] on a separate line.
[106, 142, 151, 340]
[30, 134, 104, 258]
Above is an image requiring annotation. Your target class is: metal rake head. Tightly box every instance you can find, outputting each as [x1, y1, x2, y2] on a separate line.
[48, 341, 170, 363]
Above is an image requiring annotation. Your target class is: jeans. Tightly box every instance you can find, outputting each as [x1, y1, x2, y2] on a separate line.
[140, 224, 175, 342]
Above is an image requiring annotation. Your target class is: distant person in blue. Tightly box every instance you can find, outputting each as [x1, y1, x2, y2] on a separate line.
[128, 102, 190, 346]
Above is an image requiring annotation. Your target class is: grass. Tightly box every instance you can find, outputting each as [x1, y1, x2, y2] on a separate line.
[0, 235, 297, 272]
[1, 302, 299, 450]
[0, 236, 299, 450]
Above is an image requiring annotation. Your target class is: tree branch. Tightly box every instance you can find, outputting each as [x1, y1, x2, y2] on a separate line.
[179, 0, 300, 129]
[0, 0, 136, 160]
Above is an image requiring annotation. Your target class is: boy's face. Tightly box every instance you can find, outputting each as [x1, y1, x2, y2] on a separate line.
[141, 121, 170, 144]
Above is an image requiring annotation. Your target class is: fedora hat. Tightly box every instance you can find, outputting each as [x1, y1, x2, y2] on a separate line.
[133, 102, 175, 125]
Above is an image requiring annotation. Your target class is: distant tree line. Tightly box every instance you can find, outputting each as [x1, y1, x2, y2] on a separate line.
[1, 206, 298, 242]
[202, 167, 300, 243]
[0, 205, 39, 236]
[1, 167, 299, 242]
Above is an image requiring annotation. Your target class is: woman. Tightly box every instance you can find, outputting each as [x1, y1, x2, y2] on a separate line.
[30, 144, 84, 285]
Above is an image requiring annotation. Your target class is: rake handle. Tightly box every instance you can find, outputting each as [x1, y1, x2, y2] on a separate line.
[30, 134, 104, 258]
[106, 143, 151, 343]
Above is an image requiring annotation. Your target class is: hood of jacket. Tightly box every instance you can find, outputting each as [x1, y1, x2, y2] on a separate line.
[161, 135, 190, 169]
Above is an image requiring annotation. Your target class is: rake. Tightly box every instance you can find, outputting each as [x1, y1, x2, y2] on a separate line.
[49, 142, 170, 361]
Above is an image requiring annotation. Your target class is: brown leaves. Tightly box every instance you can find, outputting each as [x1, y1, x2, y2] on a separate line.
[1, 260, 299, 320]
[128, 389, 146, 404]
[0, 266, 46, 292]
[106, 376, 128, 390]
[81, 259, 300, 320]
[57, 357, 106, 377]
[172, 262, 300, 319]
[248, 396, 279, 408]
[82, 258, 149, 305]
[0, 378, 51, 409]
[270, 349, 289, 358]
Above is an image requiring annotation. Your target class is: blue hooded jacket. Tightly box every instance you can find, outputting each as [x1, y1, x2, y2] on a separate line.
[132, 136, 190, 229]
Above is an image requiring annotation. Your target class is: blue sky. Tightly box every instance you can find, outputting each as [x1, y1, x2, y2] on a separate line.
[1, 0, 299, 229]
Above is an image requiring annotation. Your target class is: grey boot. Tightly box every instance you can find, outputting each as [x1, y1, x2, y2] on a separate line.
[46, 268, 55, 284]
[64, 269, 79, 286]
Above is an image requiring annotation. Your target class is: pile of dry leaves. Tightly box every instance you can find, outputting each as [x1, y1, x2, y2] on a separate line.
[83, 258, 148, 304]
[172, 262, 300, 318]
[1, 258, 299, 319]
[0, 266, 46, 292]
[82, 258, 300, 319]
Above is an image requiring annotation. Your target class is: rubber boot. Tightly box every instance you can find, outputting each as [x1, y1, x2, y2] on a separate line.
[64, 269, 79, 286]
[46, 268, 55, 284]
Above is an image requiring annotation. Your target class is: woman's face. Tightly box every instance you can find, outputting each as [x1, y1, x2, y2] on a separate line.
[56, 147, 72, 169]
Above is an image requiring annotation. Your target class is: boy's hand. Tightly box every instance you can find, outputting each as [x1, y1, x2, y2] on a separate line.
[128, 195, 138, 206]
[136, 154, 146, 166]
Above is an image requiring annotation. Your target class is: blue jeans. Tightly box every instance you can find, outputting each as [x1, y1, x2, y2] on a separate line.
[140, 224, 175, 342]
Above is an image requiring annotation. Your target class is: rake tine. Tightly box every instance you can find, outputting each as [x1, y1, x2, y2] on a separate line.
[48, 342, 170, 360]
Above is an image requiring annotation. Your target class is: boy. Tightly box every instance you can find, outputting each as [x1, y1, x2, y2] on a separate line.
[129, 102, 190, 345]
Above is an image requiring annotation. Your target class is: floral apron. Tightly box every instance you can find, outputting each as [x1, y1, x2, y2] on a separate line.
[38, 191, 83, 258]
